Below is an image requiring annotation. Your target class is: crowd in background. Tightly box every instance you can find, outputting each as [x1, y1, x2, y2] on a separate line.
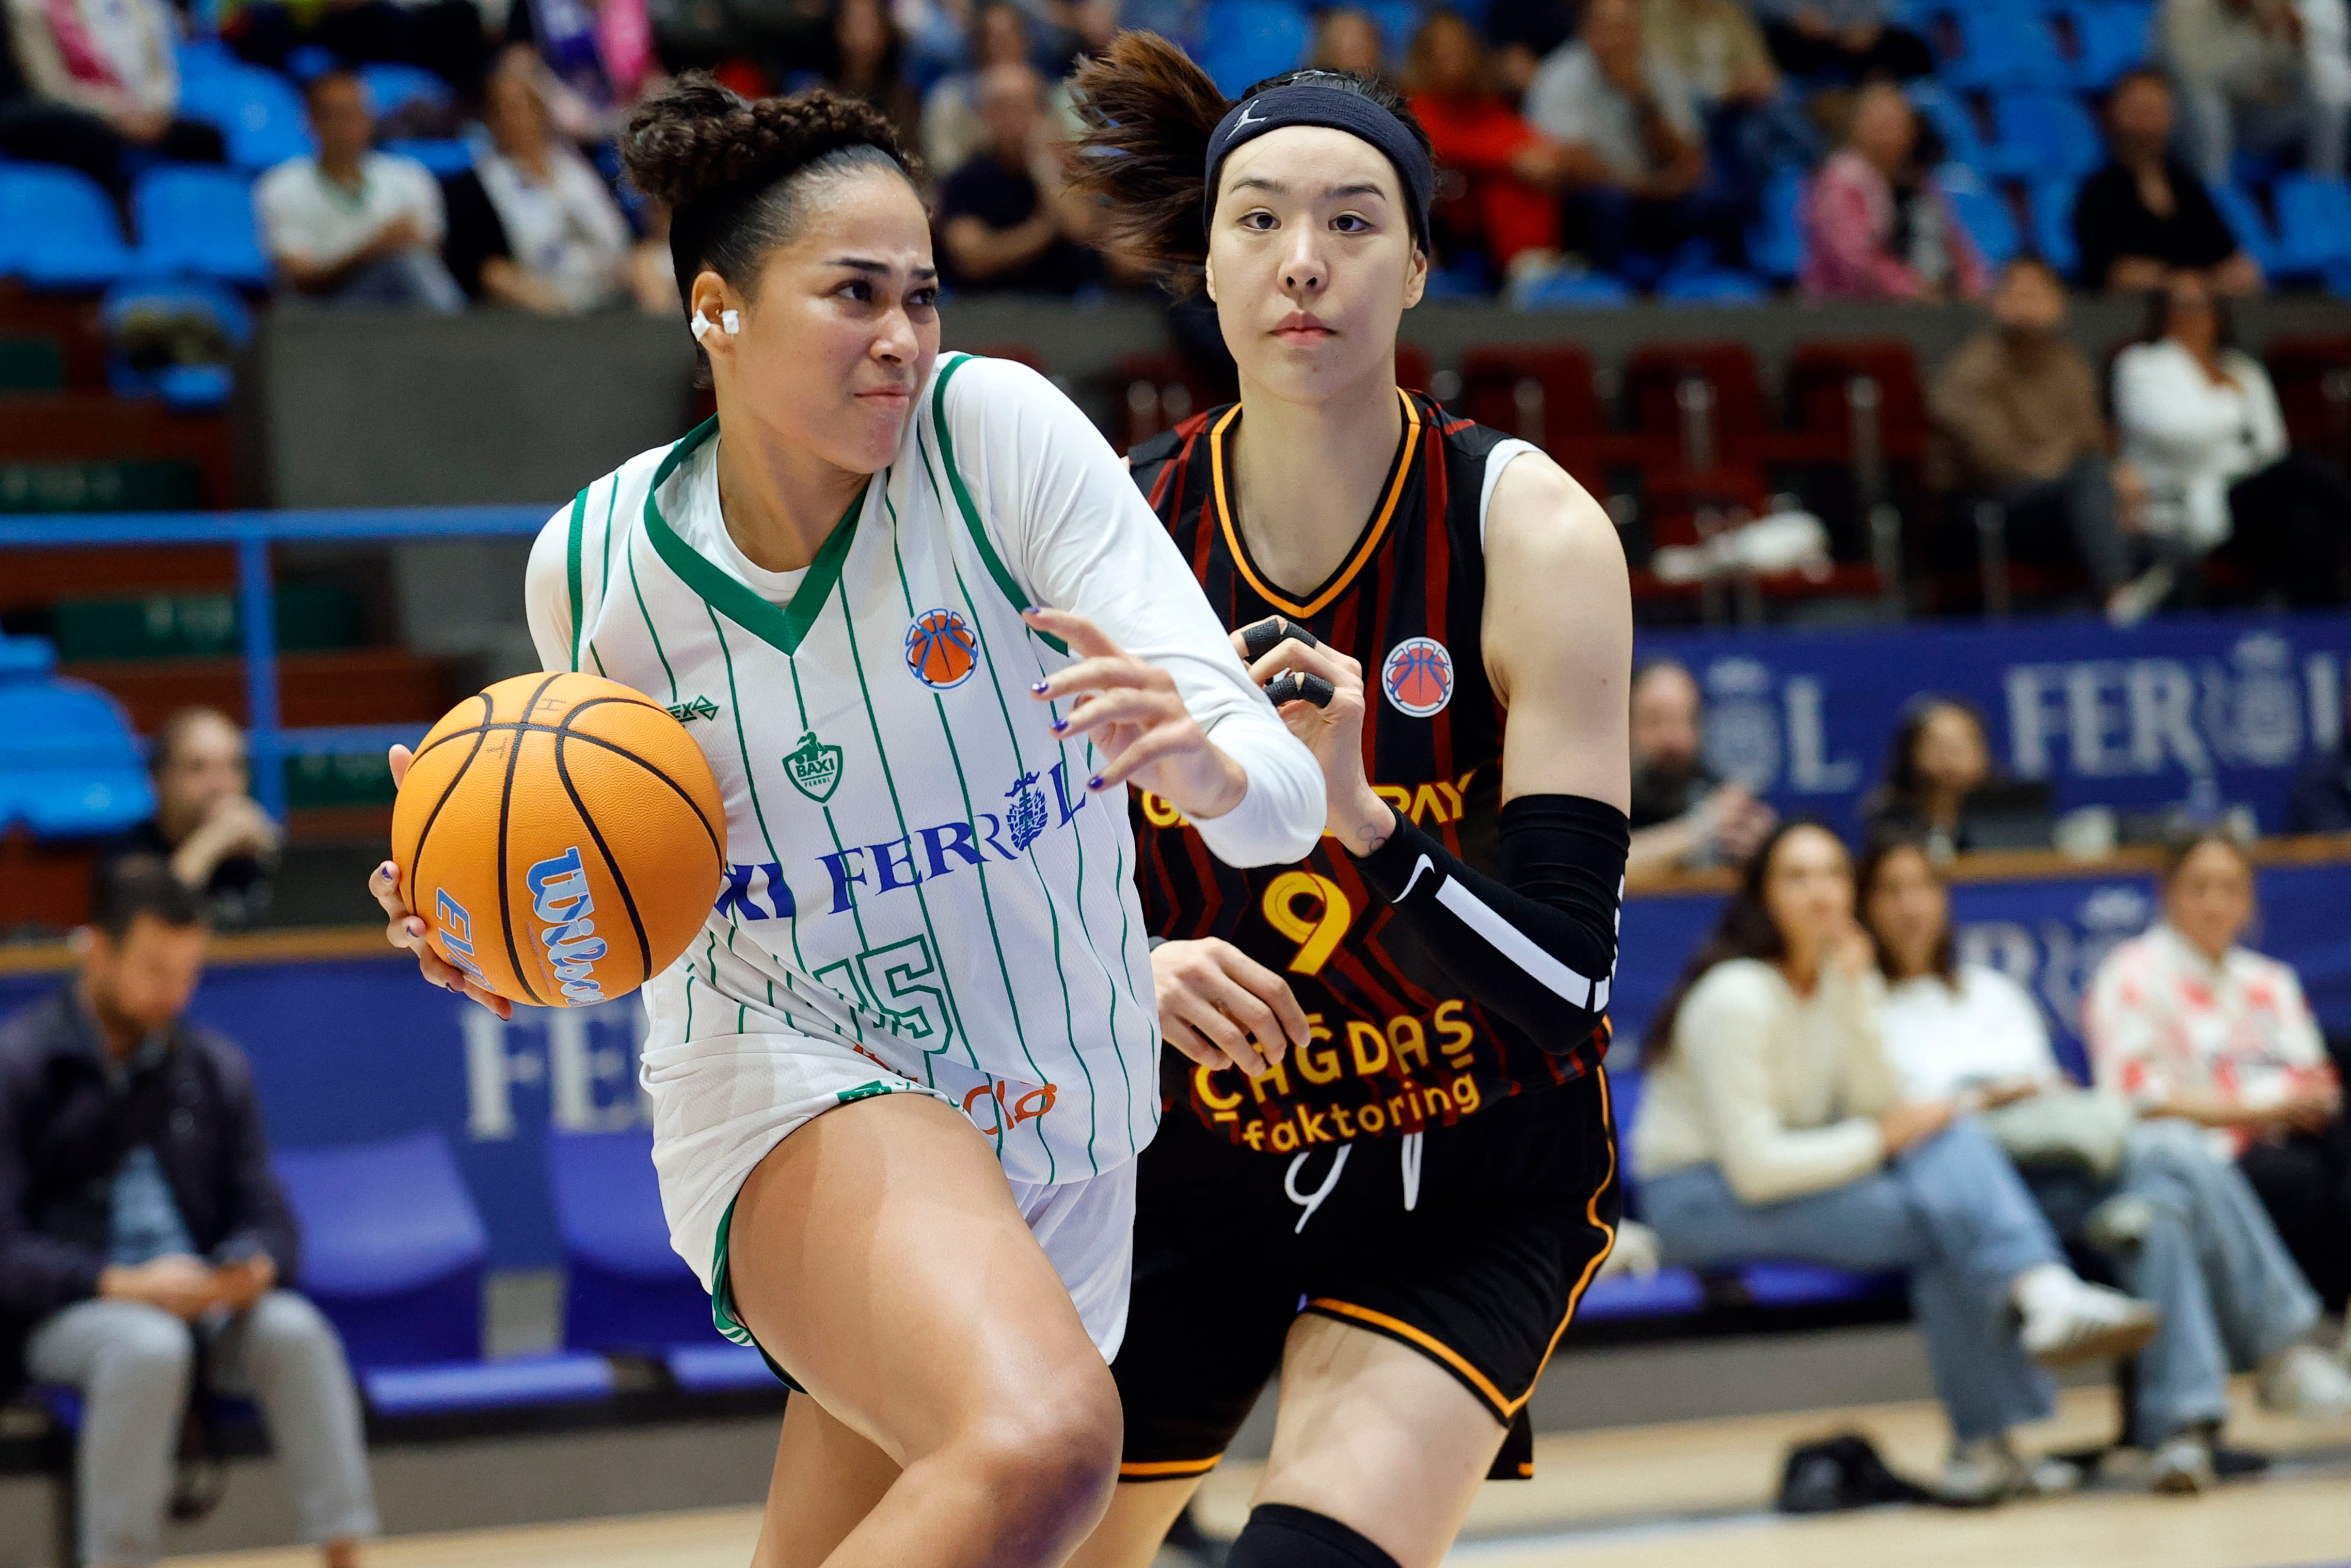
[9, 0, 2351, 307]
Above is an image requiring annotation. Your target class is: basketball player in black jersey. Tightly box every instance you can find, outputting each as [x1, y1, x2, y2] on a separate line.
[1064, 36, 1634, 1568]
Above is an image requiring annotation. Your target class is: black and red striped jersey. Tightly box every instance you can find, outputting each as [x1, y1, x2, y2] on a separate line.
[1127, 387, 1609, 1156]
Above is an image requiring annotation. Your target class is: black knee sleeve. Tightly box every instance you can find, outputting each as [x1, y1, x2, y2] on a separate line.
[1225, 1503, 1402, 1568]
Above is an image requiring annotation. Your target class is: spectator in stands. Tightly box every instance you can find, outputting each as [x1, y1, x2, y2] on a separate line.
[2114, 271, 2351, 608]
[1749, 0, 1934, 81]
[921, 1, 1072, 176]
[2162, 0, 2350, 185]
[512, 0, 663, 118]
[1864, 838, 2351, 1492]
[1800, 80, 1988, 303]
[257, 70, 465, 311]
[824, 0, 923, 147]
[2288, 683, 2351, 831]
[2085, 830, 2351, 1320]
[1929, 258, 2147, 622]
[1630, 821, 2162, 1504]
[1861, 696, 2016, 861]
[1312, 5, 1390, 78]
[440, 61, 633, 314]
[101, 708, 279, 932]
[1408, 10, 1574, 281]
[1527, 0, 1735, 282]
[1644, 0, 1821, 195]
[0, 860, 377, 1568]
[936, 61, 1097, 293]
[1624, 658, 1777, 881]
[0, 0, 226, 198]
[2074, 68, 2264, 297]
[1486, 0, 1582, 97]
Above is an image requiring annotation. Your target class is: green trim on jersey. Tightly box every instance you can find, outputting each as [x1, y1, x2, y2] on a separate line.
[929, 355, 1068, 656]
[642, 417, 868, 658]
[565, 486, 589, 672]
[709, 1196, 802, 1391]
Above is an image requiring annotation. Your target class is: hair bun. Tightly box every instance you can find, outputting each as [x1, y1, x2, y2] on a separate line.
[622, 73, 913, 214]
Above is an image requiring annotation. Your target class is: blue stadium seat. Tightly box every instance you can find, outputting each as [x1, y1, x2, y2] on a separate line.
[100, 279, 253, 410]
[2269, 172, 2351, 278]
[0, 647, 154, 837]
[547, 1128, 720, 1353]
[2058, 0, 2154, 89]
[1655, 267, 1768, 304]
[1197, 0, 1312, 98]
[1989, 90, 2104, 182]
[276, 1129, 614, 1415]
[1746, 165, 1806, 283]
[0, 165, 138, 288]
[1907, 82, 1991, 175]
[1939, 1, 2069, 91]
[2029, 177, 2082, 277]
[357, 61, 452, 118]
[131, 165, 269, 286]
[1576, 1268, 1707, 1322]
[1942, 173, 2022, 268]
[1738, 1261, 1905, 1308]
[1515, 270, 1632, 309]
[178, 65, 316, 171]
[383, 137, 475, 177]
[665, 1342, 780, 1393]
[2209, 182, 2281, 276]
[1361, 0, 1422, 65]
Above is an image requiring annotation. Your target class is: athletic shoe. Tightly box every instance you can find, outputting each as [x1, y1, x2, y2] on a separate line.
[1936, 1436, 2082, 1506]
[2015, 1269, 2162, 1368]
[2254, 1343, 2351, 1419]
[2147, 1430, 2216, 1495]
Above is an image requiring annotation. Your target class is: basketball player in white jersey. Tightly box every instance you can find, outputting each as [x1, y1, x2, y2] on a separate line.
[367, 76, 1324, 1568]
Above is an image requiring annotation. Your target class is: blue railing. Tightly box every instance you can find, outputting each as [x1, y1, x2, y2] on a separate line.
[2, 508, 548, 818]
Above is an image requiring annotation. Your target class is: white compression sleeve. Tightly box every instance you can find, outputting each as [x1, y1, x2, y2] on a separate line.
[939, 356, 1325, 867]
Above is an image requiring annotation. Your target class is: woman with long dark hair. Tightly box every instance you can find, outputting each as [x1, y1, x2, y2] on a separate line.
[1063, 33, 1632, 1568]
[1631, 821, 2158, 1503]
[1860, 694, 1996, 857]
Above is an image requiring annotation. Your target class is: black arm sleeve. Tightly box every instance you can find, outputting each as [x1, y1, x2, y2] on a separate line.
[1349, 793, 1628, 1056]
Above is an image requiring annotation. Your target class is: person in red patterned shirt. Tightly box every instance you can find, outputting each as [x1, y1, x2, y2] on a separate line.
[2084, 830, 2350, 1317]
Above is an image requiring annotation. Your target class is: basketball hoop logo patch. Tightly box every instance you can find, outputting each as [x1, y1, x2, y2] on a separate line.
[905, 607, 980, 690]
[1382, 637, 1454, 717]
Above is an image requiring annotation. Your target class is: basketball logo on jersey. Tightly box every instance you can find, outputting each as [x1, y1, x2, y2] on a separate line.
[905, 607, 980, 690]
[1382, 637, 1454, 717]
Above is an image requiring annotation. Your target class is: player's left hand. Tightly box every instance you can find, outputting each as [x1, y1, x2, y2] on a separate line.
[1024, 608, 1248, 820]
[1232, 618, 1384, 847]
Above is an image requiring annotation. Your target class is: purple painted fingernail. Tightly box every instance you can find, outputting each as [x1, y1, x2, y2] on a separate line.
[1088, 775, 1106, 791]
[1050, 718, 1068, 733]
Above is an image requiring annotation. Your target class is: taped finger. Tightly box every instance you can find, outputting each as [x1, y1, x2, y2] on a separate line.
[1265, 671, 1337, 708]
[1240, 616, 1321, 661]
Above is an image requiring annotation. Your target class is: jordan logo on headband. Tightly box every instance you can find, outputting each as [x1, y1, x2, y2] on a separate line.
[1235, 100, 1265, 128]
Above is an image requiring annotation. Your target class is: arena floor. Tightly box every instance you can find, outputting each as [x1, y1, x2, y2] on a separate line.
[169, 1381, 2351, 1568]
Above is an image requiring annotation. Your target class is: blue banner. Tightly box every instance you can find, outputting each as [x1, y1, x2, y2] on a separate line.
[6, 858, 2346, 1266]
[1637, 613, 2351, 834]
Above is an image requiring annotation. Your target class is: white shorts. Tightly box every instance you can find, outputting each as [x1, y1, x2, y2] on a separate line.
[644, 1021, 1137, 1371]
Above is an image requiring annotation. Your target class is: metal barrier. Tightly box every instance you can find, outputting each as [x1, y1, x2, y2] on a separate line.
[2, 507, 548, 818]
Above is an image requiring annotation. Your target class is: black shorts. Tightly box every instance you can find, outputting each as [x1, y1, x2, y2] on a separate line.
[1113, 1067, 1620, 1483]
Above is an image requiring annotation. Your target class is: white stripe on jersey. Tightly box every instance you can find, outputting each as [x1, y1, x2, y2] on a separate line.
[525, 354, 1323, 1184]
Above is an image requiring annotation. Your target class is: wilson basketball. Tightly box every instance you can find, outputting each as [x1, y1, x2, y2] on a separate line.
[390, 672, 727, 1008]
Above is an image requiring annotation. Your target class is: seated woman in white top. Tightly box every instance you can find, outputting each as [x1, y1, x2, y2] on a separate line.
[441, 62, 636, 314]
[1630, 821, 2158, 1504]
[2112, 271, 2351, 608]
[1861, 837, 2348, 1495]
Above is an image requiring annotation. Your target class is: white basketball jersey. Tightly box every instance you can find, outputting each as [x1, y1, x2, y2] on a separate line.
[535, 354, 1166, 1183]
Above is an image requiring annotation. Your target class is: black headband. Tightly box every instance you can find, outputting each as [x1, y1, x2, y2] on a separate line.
[1202, 81, 1433, 247]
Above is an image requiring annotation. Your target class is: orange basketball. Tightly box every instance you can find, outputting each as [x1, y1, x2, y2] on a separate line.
[390, 672, 726, 1008]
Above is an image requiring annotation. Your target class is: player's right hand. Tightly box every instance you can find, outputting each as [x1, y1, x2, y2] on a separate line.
[371, 744, 514, 1020]
[1151, 938, 1309, 1080]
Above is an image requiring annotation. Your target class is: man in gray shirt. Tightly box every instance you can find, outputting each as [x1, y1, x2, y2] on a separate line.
[1524, 0, 1740, 281]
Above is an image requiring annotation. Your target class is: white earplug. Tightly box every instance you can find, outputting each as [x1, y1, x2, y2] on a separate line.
[689, 309, 742, 343]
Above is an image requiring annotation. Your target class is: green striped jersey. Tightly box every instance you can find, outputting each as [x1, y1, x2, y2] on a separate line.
[525, 353, 1324, 1183]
